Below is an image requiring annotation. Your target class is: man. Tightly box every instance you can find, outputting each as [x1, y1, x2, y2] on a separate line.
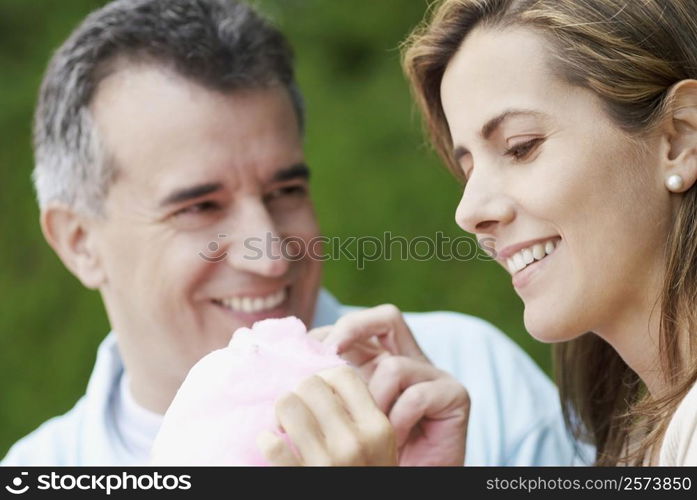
[1, 0, 585, 465]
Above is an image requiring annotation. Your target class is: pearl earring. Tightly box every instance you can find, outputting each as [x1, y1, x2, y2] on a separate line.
[666, 174, 684, 192]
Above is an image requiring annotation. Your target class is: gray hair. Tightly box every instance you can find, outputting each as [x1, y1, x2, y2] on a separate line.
[32, 0, 304, 215]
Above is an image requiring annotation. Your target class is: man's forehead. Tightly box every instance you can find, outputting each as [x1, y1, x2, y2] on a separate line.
[92, 62, 213, 111]
[92, 61, 296, 121]
[91, 64, 305, 205]
[92, 65, 300, 145]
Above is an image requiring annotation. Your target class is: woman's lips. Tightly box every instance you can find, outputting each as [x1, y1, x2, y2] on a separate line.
[511, 240, 560, 289]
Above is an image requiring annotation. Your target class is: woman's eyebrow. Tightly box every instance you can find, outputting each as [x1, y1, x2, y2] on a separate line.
[481, 109, 546, 140]
[452, 109, 546, 160]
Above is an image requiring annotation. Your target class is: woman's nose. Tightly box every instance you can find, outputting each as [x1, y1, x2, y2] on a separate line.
[455, 170, 515, 236]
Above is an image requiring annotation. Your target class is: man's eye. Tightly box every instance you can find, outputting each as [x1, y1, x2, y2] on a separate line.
[266, 184, 308, 200]
[174, 200, 220, 216]
[504, 138, 544, 161]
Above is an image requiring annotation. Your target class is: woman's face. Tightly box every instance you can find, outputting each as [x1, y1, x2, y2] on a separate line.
[441, 27, 673, 343]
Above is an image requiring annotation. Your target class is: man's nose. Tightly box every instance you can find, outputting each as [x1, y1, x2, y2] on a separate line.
[455, 168, 515, 236]
[224, 199, 290, 278]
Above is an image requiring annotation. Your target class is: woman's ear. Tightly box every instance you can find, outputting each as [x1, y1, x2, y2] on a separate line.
[659, 79, 697, 193]
[40, 204, 106, 290]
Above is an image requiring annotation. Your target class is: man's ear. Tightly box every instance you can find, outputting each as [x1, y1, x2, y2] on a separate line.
[658, 79, 697, 192]
[40, 204, 106, 290]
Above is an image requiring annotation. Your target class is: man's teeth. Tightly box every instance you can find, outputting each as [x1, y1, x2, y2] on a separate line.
[507, 240, 558, 274]
[217, 288, 287, 313]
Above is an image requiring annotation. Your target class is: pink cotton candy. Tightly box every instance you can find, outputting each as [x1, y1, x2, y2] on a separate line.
[149, 316, 345, 465]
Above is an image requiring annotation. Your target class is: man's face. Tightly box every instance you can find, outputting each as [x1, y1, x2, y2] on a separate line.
[90, 65, 322, 387]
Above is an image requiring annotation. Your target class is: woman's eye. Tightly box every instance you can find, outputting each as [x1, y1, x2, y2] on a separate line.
[505, 138, 543, 161]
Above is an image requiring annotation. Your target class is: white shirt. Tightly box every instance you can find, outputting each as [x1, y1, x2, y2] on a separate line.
[1, 289, 585, 466]
[112, 374, 162, 461]
[660, 380, 697, 465]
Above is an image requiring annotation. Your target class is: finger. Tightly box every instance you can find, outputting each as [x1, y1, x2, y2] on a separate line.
[317, 365, 385, 424]
[368, 356, 444, 414]
[307, 326, 332, 342]
[317, 365, 397, 465]
[389, 379, 469, 452]
[257, 430, 300, 466]
[325, 305, 426, 359]
[310, 325, 387, 370]
[293, 375, 362, 463]
[337, 339, 388, 383]
[275, 392, 331, 466]
[339, 337, 386, 369]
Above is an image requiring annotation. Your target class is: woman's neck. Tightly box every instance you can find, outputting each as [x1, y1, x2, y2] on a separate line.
[596, 284, 687, 399]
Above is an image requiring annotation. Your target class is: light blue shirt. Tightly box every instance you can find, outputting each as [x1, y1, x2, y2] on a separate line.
[1, 289, 590, 465]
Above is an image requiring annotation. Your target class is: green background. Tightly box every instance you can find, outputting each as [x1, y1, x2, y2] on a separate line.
[0, 0, 548, 457]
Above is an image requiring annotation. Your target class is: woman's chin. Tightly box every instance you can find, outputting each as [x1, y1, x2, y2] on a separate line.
[523, 310, 579, 344]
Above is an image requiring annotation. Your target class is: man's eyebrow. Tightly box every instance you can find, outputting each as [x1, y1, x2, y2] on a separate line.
[159, 182, 223, 207]
[157, 164, 309, 207]
[272, 163, 310, 182]
[452, 109, 546, 161]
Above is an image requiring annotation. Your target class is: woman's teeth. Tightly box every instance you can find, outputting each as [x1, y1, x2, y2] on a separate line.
[507, 240, 558, 274]
[217, 288, 287, 313]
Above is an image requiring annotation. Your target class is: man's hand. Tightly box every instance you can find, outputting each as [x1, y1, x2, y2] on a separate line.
[257, 365, 397, 466]
[310, 304, 470, 466]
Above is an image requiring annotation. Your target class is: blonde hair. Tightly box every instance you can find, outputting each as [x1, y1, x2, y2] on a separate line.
[403, 0, 697, 465]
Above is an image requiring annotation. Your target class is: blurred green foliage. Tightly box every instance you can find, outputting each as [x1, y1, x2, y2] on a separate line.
[0, 0, 550, 457]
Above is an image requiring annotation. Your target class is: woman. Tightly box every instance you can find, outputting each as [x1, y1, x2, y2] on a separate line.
[402, 0, 697, 465]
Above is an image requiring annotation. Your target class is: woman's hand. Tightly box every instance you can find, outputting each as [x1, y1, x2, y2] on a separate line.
[310, 305, 470, 466]
[258, 365, 397, 466]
